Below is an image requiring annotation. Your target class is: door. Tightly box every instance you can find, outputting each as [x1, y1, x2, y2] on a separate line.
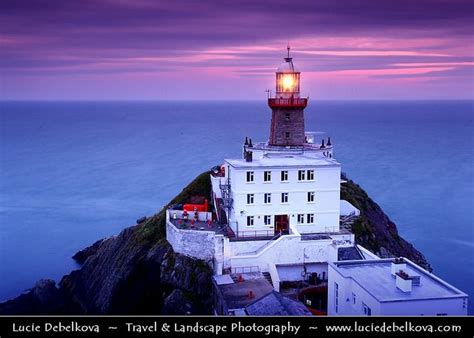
[274, 214, 289, 235]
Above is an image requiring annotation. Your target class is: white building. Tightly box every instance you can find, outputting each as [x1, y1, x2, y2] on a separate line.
[221, 154, 341, 237]
[167, 47, 354, 284]
[328, 258, 468, 316]
[165, 48, 468, 316]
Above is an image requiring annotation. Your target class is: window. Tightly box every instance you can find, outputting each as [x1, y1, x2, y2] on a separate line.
[334, 282, 339, 313]
[285, 113, 290, 121]
[307, 170, 314, 181]
[362, 302, 371, 316]
[298, 170, 306, 181]
[264, 171, 272, 182]
[247, 216, 254, 226]
[297, 214, 305, 224]
[264, 193, 272, 204]
[285, 132, 290, 138]
[247, 194, 254, 204]
[281, 193, 289, 203]
[307, 214, 314, 224]
[352, 292, 356, 305]
[264, 215, 272, 226]
[307, 191, 315, 202]
[281, 170, 288, 182]
[246, 171, 254, 182]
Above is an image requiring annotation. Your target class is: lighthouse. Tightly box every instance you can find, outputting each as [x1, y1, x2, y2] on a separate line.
[268, 46, 308, 147]
[212, 48, 341, 238]
[164, 48, 469, 317]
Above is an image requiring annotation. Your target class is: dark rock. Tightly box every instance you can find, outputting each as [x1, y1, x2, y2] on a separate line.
[341, 173, 432, 271]
[72, 239, 106, 264]
[0, 279, 81, 315]
[162, 289, 193, 315]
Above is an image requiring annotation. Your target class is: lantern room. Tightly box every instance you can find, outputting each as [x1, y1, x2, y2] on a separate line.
[268, 47, 307, 110]
[275, 46, 300, 98]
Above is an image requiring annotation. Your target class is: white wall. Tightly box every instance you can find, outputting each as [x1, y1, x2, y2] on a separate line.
[381, 298, 467, 316]
[328, 265, 381, 316]
[228, 164, 341, 235]
[230, 235, 334, 272]
[166, 218, 220, 261]
[210, 175, 224, 199]
[328, 262, 468, 316]
[276, 263, 327, 282]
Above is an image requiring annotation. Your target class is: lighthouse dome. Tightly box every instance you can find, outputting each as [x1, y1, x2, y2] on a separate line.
[277, 60, 298, 73]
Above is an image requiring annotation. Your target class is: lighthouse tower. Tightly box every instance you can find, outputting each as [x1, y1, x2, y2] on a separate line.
[268, 46, 308, 147]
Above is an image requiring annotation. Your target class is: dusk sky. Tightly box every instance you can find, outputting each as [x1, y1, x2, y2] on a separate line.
[1, 0, 473, 100]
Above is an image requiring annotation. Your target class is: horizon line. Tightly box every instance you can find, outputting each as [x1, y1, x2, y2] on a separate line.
[1, 98, 473, 103]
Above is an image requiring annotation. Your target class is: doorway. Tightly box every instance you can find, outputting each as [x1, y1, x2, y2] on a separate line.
[274, 214, 289, 235]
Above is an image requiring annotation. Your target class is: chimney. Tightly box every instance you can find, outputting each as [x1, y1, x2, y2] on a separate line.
[248, 138, 253, 147]
[391, 257, 406, 276]
[327, 137, 332, 146]
[320, 139, 326, 149]
[395, 270, 412, 293]
[245, 151, 253, 162]
[244, 137, 249, 146]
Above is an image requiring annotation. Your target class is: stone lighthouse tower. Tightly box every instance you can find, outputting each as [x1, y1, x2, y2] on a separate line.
[268, 46, 308, 146]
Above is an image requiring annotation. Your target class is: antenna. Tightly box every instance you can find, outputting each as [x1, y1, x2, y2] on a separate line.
[284, 43, 292, 63]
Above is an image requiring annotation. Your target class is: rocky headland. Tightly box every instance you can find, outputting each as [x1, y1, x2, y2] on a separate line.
[0, 171, 430, 314]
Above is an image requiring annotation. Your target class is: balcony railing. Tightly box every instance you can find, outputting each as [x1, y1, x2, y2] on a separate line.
[268, 97, 308, 109]
[231, 229, 288, 241]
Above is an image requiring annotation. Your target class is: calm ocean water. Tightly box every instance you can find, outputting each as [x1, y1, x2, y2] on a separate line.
[0, 100, 473, 313]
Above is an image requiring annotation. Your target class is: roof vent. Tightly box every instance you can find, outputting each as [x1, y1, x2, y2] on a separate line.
[395, 269, 421, 292]
[395, 270, 412, 293]
[391, 257, 406, 276]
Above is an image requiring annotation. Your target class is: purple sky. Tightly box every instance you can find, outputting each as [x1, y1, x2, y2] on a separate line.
[1, 0, 473, 100]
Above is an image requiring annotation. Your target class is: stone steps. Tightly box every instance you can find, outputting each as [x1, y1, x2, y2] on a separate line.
[262, 272, 273, 287]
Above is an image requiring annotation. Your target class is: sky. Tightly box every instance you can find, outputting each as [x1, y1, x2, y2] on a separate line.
[0, 0, 473, 100]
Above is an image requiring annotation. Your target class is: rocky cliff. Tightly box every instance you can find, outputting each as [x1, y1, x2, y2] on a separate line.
[341, 173, 431, 271]
[0, 171, 430, 314]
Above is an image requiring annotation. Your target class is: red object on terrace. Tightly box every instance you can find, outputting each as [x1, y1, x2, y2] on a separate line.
[183, 199, 209, 212]
[268, 97, 308, 109]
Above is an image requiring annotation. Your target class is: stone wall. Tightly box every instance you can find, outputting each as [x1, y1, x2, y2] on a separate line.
[166, 220, 217, 261]
[269, 108, 305, 146]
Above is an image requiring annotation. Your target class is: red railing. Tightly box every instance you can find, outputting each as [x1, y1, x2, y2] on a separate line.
[268, 97, 308, 109]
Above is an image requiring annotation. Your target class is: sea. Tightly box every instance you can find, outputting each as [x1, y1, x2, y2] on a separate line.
[0, 100, 473, 314]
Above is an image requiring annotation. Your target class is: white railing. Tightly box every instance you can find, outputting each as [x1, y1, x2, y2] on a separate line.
[168, 209, 212, 222]
[232, 266, 260, 274]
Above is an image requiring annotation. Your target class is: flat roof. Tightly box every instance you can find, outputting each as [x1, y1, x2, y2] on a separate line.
[225, 153, 340, 169]
[330, 259, 468, 302]
[246, 291, 312, 316]
[214, 273, 273, 310]
[213, 274, 234, 285]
